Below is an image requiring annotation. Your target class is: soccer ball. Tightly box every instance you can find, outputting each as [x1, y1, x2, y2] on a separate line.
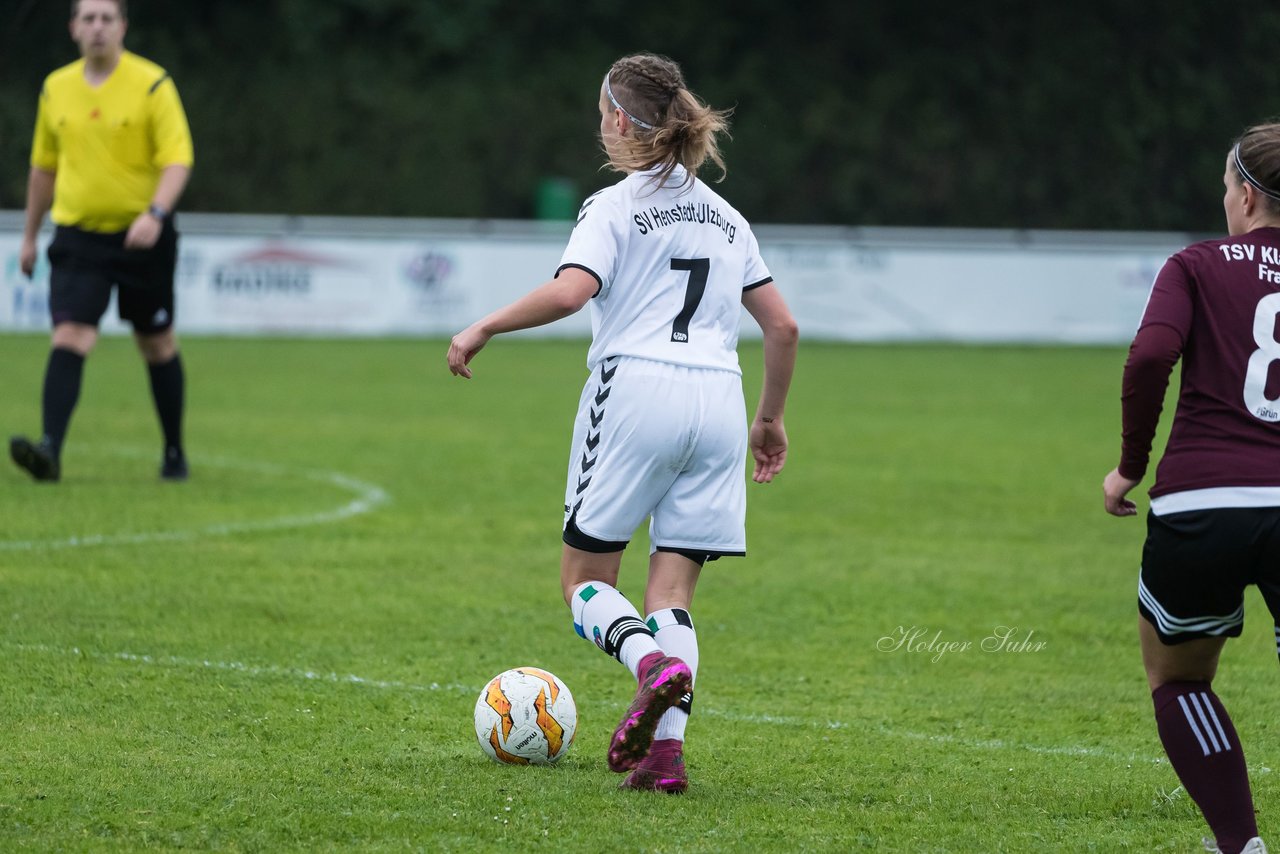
[474, 667, 577, 765]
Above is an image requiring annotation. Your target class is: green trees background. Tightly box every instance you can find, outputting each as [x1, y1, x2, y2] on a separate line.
[4, 1, 1280, 231]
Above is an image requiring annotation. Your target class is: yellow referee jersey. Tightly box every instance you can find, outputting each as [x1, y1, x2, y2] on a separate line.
[30, 51, 194, 234]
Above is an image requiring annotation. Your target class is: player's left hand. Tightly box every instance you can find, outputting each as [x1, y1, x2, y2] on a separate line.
[447, 324, 491, 379]
[1103, 467, 1140, 517]
[750, 417, 788, 483]
[124, 211, 163, 250]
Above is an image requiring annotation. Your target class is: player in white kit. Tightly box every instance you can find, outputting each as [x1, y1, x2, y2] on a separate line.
[448, 53, 798, 793]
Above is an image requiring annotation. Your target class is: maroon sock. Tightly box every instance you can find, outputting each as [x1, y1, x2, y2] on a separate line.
[1152, 682, 1257, 851]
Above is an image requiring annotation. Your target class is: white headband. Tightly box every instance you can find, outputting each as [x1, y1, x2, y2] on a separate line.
[1234, 142, 1280, 203]
[604, 73, 655, 130]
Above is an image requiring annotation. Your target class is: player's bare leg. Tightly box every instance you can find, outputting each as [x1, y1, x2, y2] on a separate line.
[560, 545, 623, 606]
[643, 550, 701, 615]
[1139, 618, 1224, 690]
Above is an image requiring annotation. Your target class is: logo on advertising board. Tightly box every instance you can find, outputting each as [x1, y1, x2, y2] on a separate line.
[1120, 259, 1163, 291]
[402, 249, 466, 316]
[403, 250, 454, 294]
[3, 251, 50, 330]
[175, 247, 203, 291]
[211, 245, 354, 297]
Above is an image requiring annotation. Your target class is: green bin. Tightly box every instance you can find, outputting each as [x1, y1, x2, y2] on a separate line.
[535, 177, 579, 221]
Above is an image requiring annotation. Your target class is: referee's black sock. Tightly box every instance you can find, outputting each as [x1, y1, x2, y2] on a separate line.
[41, 347, 86, 457]
[147, 353, 185, 456]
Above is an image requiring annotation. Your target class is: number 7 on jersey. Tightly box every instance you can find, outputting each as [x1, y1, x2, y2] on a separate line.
[670, 257, 710, 343]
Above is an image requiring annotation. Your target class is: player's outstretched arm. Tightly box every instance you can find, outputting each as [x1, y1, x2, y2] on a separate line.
[742, 282, 798, 482]
[447, 268, 598, 378]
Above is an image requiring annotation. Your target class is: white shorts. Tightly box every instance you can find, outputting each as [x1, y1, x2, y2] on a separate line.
[562, 356, 748, 556]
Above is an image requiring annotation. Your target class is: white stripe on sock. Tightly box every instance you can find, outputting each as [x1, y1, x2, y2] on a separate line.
[1197, 692, 1232, 753]
[1177, 695, 1212, 756]
[1187, 694, 1222, 754]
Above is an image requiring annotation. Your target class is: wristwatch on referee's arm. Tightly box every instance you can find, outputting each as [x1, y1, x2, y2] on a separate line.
[146, 203, 169, 221]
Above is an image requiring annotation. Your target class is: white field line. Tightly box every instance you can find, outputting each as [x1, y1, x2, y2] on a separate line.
[12, 641, 1258, 772]
[0, 448, 389, 552]
[8, 642, 472, 694]
[693, 708, 1175, 766]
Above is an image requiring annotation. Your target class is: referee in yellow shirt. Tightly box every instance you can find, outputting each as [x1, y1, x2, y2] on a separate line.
[12, 0, 194, 482]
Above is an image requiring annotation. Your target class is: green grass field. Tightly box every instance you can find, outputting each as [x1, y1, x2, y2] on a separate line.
[0, 333, 1274, 852]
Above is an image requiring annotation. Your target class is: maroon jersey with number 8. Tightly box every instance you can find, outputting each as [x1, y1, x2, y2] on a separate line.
[1121, 227, 1280, 503]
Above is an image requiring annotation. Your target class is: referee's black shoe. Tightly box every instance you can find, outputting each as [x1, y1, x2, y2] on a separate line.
[9, 436, 60, 482]
[160, 446, 188, 481]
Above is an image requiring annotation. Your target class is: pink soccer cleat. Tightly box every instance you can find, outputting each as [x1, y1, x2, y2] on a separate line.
[607, 654, 691, 773]
[619, 738, 688, 794]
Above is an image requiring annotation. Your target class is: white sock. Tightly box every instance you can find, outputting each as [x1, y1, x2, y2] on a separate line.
[648, 608, 697, 742]
[569, 581, 661, 677]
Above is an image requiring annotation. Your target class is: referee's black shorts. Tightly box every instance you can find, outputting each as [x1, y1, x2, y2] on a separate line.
[1138, 506, 1280, 646]
[47, 219, 179, 334]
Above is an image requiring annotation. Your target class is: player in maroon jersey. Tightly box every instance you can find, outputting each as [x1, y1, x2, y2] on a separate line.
[1103, 123, 1280, 854]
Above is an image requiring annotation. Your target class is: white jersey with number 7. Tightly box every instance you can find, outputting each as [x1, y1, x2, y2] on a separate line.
[557, 163, 774, 374]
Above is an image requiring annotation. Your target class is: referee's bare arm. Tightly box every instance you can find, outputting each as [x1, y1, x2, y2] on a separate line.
[124, 163, 191, 250]
[743, 282, 798, 483]
[19, 166, 55, 278]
